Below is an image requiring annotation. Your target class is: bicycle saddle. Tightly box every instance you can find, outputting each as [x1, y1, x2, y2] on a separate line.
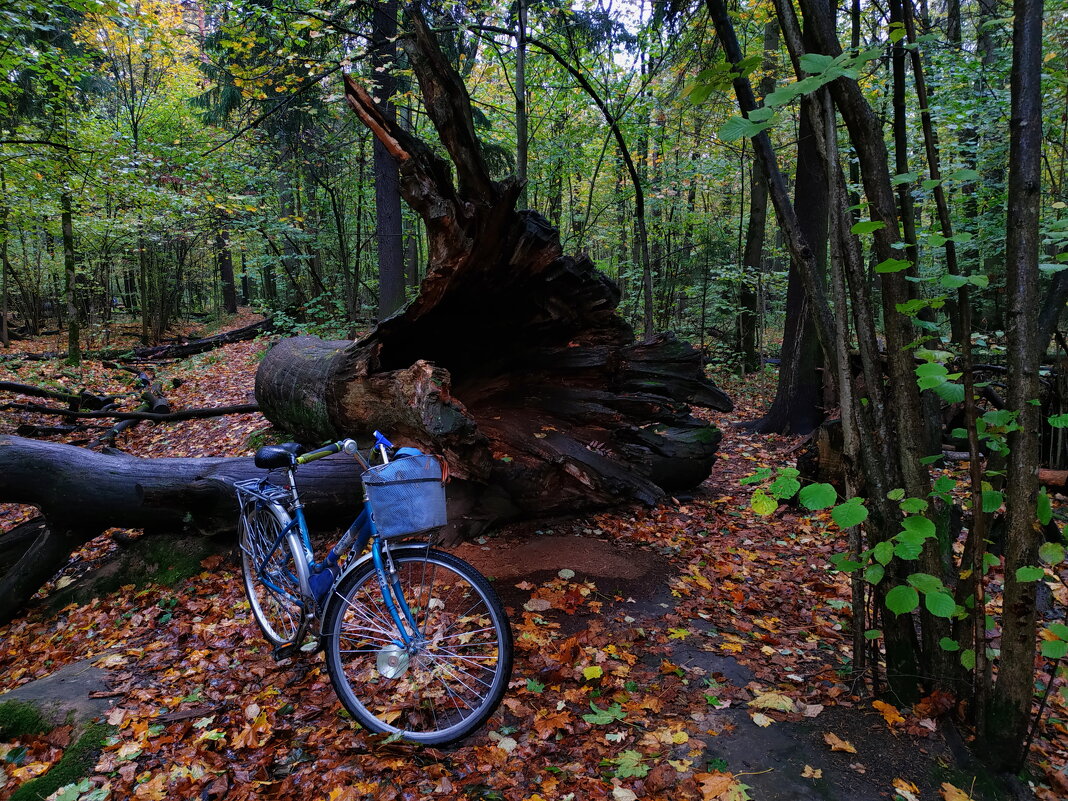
[255, 442, 305, 469]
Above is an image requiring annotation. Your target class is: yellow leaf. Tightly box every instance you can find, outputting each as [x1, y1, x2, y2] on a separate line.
[893, 778, 920, 801]
[750, 691, 795, 712]
[134, 773, 168, 800]
[751, 712, 774, 727]
[802, 765, 823, 778]
[583, 666, 603, 680]
[939, 781, 975, 800]
[823, 732, 857, 753]
[873, 699, 905, 727]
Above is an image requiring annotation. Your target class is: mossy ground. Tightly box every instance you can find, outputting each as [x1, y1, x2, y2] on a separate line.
[7, 721, 113, 801]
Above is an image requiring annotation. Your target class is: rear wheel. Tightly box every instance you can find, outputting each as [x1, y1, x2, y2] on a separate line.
[239, 503, 306, 648]
[323, 547, 513, 745]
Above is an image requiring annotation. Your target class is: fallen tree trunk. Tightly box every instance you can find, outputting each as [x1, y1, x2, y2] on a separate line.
[128, 318, 273, 361]
[0, 434, 362, 623]
[255, 7, 731, 538]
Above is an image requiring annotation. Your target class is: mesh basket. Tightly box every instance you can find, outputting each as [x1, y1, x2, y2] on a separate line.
[362, 454, 447, 539]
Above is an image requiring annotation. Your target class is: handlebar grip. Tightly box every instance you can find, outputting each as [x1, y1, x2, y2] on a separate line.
[296, 441, 343, 465]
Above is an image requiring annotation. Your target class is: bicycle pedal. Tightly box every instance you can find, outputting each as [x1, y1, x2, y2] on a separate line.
[272, 643, 300, 661]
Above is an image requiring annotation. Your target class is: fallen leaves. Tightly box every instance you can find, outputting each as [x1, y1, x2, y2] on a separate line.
[823, 732, 858, 753]
[873, 699, 906, 728]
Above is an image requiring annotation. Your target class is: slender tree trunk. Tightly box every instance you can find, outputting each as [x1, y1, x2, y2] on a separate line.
[515, 0, 528, 210]
[753, 88, 825, 433]
[60, 190, 80, 365]
[373, 0, 405, 320]
[1, 169, 9, 349]
[216, 229, 238, 315]
[737, 20, 779, 374]
[983, 0, 1044, 769]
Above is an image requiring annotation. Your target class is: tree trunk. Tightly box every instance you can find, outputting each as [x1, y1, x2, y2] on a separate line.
[216, 229, 238, 315]
[61, 190, 80, 366]
[982, 0, 1044, 769]
[255, 7, 731, 540]
[753, 90, 826, 435]
[0, 435, 363, 623]
[373, 0, 406, 320]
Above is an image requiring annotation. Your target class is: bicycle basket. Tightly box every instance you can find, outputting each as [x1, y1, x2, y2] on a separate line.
[362, 453, 447, 539]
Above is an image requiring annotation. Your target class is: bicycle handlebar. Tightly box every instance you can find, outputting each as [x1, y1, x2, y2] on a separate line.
[296, 438, 360, 466]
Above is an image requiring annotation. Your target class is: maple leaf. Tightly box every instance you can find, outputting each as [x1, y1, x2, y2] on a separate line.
[695, 771, 736, 800]
[750, 712, 774, 727]
[802, 765, 823, 778]
[873, 699, 906, 727]
[892, 778, 921, 801]
[939, 782, 975, 801]
[133, 773, 168, 800]
[584, 702, 626, 724]
[823, 732, 857, 753]
[749, 691, 794, 712]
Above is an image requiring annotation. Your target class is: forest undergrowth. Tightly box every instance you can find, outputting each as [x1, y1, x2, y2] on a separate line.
[0, 316, 1066, 800]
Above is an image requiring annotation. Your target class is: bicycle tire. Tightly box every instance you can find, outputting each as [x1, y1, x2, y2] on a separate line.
[322, 547, 513, 745]
[239, 503, 307, 648]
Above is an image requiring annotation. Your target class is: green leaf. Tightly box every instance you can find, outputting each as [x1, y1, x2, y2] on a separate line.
[583, 702, 626, 724]
[851, 220, 887, 235]
[831, 497, 868, 528]
[799, 52, 836, 74]
[1015, 566, 1046, 583]
[891, 171, 918, 186]
[526, 679, 545, 693]
[925, 591, 956, 618]
[932, 477, 956, 495]
[921, 179, 942, 190]
[1037, 487, 1053, 525]
[968, 274, 990, 288]
[888, 26, 907, 43]
[932, 381, 965, 403]
[939, 637, 960, 652]
[894, 540, 923, 560]
[907, 573, 945, 594]
[718, 116, 769, 142]
[901, 516, 936, 539]
[875, 258, 912, 273]
[940, 274, 969, 289]
[874, 541, 894, 565]
[1050, 623, 1068, 640]
[614, 750, 649, 778]
[948, 168, 980, 181]
[1049, 414, 1068, 428]
[685, 83, 715, 104]
[885, 585, 919, 615]
[799, 483, 837, 510]
[747, 106, 775, 122]
[899, 497, 929, 514]
[1041, 640, 1068, 659]
[740, 467, 773, 485]
[916, 362, 949, 379]
[864, 629, 883, 640]
[961, 649, 976, 669]
[887, 488, 906, 501]
[751, 490, 778, 516]
[982, 490, 1004, 513]
[769, 475, 801, 500]
[1039, 542, 1066, 565]
[865, 564, 885, 584]
[983, 552, 1001, 573]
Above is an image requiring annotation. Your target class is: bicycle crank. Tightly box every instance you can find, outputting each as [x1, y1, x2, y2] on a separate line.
[377, 644, 410, 679]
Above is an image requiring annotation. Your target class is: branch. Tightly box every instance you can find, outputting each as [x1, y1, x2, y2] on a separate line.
[2, 402, 261, 422]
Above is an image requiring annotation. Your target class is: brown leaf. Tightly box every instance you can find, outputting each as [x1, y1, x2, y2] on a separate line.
[939, 782, 975, 801]
[695, 771, 736, 800]
[823, 732, 857, 753]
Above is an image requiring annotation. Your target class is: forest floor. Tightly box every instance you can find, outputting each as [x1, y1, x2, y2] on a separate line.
[0, 312, 1065, 801]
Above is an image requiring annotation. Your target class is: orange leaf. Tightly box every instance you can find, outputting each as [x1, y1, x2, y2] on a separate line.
[873, 699, 905, 727]
[695, 771, 736, 800]
[823, 732, 857, 753]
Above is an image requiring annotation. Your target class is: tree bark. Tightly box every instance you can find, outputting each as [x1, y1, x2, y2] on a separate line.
[983, 0, 1044, 769]
[373, 0, 405, 320]
[0, 435, 365, 623]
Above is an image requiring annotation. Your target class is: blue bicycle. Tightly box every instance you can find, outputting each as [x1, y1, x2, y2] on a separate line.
[233, 432, 513, 745]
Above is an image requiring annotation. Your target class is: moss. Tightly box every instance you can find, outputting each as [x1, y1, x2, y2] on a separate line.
[8, 722, 113, 801]
[0, 700, 50, 739]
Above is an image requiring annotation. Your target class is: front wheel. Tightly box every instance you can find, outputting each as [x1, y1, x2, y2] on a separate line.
[322, 547, 513, 745]
[239, 503, 307, 649]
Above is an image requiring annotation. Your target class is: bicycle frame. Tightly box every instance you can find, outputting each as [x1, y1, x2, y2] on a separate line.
[234, 465, 423, 649]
